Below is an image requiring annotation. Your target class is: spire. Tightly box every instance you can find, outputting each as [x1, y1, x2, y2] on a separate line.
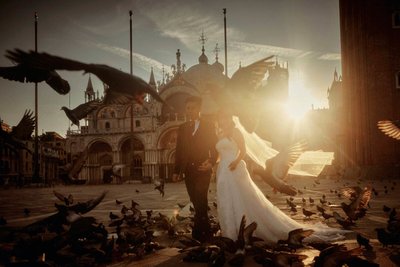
[176, 49, 181, 73]
[86, 75, 94, 94]
[171, 49, 184, 76]
[85, 75, 95, 102]
[162, 65, 165, 85]
[198, 31, 208, 64]
[149, 67, 156, 88]
[212, 43, 224, 72]
[103, 82, 109, 97]
[334, 68, 338, 81]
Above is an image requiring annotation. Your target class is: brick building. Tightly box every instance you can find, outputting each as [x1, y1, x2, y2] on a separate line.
[339, 0, 400, 167]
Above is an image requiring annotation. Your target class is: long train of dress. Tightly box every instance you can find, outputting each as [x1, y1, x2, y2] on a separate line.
[216, 137, 350, 244]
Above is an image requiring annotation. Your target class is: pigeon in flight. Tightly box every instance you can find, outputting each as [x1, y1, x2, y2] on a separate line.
[377, 120, 400, 140]
[6, 49, 167, 106]
[61, 100, 102, 127]
[0, 64, 70, 94]
[340, 185, 372, 221]
[253, 140, 307, 196]
[0, 110, 35, 153]
[10, 109, 35, 140]
[209, 55, 275, 133]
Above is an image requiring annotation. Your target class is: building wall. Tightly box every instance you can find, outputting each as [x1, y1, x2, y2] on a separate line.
[0, 137, 62, 185]
[339, 0, 400, 166]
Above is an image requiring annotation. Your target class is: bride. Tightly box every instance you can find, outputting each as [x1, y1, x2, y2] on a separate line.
[215, 109, 349, 244]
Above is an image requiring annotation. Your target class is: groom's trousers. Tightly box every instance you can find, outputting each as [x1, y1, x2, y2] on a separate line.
[184, 164, 211, 241]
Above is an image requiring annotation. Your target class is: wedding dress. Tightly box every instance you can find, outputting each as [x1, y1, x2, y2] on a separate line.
[216, 136, 349, 244]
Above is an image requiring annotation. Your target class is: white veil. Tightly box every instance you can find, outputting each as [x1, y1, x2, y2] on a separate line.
[233, 116, 333, 177]
[233, 116, 279, 167]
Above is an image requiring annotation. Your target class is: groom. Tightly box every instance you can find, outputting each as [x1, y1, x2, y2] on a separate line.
[172, 96, 218, 242]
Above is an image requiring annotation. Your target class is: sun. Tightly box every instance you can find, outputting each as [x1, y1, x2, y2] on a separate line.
[285, 72, 313, 121]
[285, 100, 309, 121]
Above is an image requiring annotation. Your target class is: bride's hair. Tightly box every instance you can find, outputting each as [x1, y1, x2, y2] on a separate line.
[217, 108, 235, 138]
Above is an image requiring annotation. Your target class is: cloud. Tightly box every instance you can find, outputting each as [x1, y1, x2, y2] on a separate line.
[82, 41, 166, 73]
[141, 1, 244, 52]
[140, 2, 340, 64]
[318, 53, 341, 60]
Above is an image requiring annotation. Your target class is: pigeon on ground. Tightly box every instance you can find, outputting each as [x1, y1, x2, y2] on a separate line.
[313, 244, 363, 267]
[302, 208, 316, 219]
[277, 228, 314, 251]
[356, 233, 372, 250]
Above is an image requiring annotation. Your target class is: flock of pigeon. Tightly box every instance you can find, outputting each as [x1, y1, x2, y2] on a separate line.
[0, 186, 174, 267]
[0, 172, 399, 266]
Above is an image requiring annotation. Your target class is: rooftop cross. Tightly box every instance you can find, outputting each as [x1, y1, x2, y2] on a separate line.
[198, 30, 207, 53]
[213, 43, 220, 62]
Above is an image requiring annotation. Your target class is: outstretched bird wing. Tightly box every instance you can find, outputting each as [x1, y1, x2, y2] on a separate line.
[228, 55, 275, 94]
[53, 190, 67, 203]
[226, 56, 275, 133]
[70, 100, 102, 121]
[59, 190, 107, 215]
[377, 120, 400, 140]
[0, 65, 40, 82]
[253, 167, 298, 196]
[267, 140, 307, 181]
[0, 65, 70, 95]
[102, 89, 141, 105]
[358, 186, 372, 209]
[288, 228, 314, 244]
[6, 49, 166, 105]
[243, 221, 257, 247]
[11, 110, 35, 140]
[341, 186, 362, 200]
[44, 70, 70, 94]
[6, 49, 87, 71]
[68, 148, 89, 180]
[236, 215, 246, 250]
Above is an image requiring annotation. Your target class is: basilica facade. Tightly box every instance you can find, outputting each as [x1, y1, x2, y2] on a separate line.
[66, 47, 228, 184]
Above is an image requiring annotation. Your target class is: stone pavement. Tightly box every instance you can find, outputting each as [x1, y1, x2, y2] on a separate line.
[0, 175, 399, 266]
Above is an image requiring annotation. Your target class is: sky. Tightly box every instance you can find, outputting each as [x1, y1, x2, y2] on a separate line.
[0, 0, 341, 136]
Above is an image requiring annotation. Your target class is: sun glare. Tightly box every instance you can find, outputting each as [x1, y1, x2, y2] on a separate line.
[285, 100, 309, 121]
[286, 71, 314, 121]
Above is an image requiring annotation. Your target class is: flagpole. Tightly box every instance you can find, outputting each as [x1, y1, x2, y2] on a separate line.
[33, 12, 40, 183]
[129, 10, 135, 180]
[223, 8, 228, 77]
[129, 10, 133, 75]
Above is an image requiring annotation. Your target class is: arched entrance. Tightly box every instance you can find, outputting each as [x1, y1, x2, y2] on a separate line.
[157, 128, 178, 181]
[88, 140, 113, 183]
[120, 137, 144, 180]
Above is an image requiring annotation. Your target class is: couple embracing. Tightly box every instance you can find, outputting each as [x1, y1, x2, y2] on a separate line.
[173, 96, 347, 244]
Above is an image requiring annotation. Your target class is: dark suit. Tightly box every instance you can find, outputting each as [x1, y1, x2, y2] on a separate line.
[174, 118, 218, 240]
